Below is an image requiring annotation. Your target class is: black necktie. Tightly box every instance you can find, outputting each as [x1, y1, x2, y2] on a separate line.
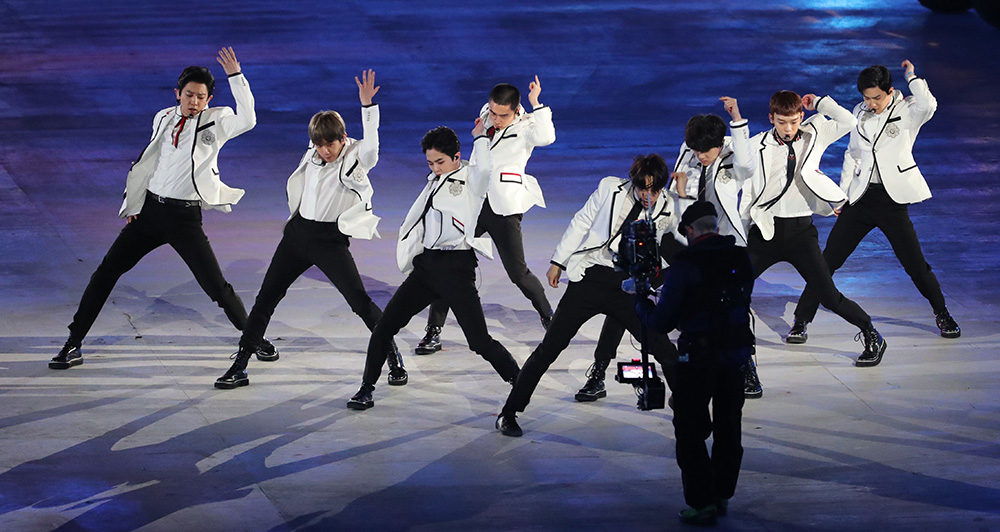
[618, 199, 644, 236]
[760, 133, 798, 210]
[697, 165, 707, 202]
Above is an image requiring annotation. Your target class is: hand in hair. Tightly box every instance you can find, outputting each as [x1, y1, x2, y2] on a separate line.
[719, 96, 742, 122]
[356, 69, 380, 106]
[802, 94, 818, 111]
[216, 47, 240, 76]
[528, 75, 542, 108]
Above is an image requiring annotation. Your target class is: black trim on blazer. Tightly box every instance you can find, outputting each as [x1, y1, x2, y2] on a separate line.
[196, 121, 216, 131]
[227, 72, 242, 78]
[362, 103, 377, 108]
[401, 170, 456, 241]
[345, 160, 360, 177]
[551, 260, 567, 270]
[730, 120, 749, 129]
[499, 172, 523, 184]
[531, 104, 549, 111]
[886, 116, 901, 123]
[898, 163, 918, 172]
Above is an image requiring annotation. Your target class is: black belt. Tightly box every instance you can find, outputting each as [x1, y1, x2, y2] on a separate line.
[146, 190, 200, 208]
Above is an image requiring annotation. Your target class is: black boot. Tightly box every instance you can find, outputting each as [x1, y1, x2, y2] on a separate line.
[856, 327, 886, 367]
[49, 339, 83, 369]
[215, 346, 253, 389]
[255, 337, 279, 361]
[785, 320, 808, 344]
[744, 358, 762, 399]
[935, 309, 961, 338]
[386, 341, 408, 386]
[574, 359, 610, 402]
[415, 326, 442, 355]
[347, 383, 375, 410]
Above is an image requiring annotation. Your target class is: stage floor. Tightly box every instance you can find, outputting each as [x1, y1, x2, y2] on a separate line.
[1, 1, 999, 530]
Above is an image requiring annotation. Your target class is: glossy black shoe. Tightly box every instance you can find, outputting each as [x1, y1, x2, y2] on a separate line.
[255, 338, 279, 361]
[574, 360, 609, 402]
[415, 326, 442, 355]
[541, 312, 553, 331]
[785, 320, 808, 344]
[744, 360, 762, 399]
[935, 310, 961, 339]
[49, 341, 83, 369]
[678, 504, 717, 526]
[215, 346, 253, 389]
[856, 327, 886, 367]
[496, 412, 523, 437]
[386, 341, 408, 386]
[347, 384, 375, 410]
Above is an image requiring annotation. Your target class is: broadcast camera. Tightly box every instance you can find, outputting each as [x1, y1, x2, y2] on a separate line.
[615, 359, 666, 411]
[612, 218, 660, 295]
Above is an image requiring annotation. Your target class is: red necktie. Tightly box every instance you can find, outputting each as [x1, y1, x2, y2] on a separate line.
[171, 116, 188, 148]
[486, 126, 496, 140]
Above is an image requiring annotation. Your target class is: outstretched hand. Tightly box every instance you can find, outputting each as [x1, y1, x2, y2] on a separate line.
[528, 75, 542, 108]
[216, 47, 241, 76]
[719, 96, 742, 121]
[356, 69, 380, 106]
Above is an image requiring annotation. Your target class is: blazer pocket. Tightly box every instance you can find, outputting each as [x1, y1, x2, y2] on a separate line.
[500, 172, 523, 184]
[897, 163, 917, 173]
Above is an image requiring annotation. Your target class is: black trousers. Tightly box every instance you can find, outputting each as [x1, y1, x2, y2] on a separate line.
[673, 359, 746, 509]
[748, 217, 871, 330]
[425, 198, 552, 327]
[240, 215, 385, 349]
[503, 266, 677, 414]
[361, 249, 520, 387]
[68, 192, 247, 341]
[794, 184, 946, 323]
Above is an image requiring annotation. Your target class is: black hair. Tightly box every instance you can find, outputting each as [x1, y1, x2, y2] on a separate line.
[628, 154, 669, 192]
[177, 66, 215, 96]
[421, 126, 461, 158]
[684, 114, 727, 153]
[857, 65, 892, 93]
[489, 83, 520, 112]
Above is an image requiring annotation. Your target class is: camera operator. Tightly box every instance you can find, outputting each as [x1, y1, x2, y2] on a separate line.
[496, 154, 679, 437]
[636, 201, 754, 526]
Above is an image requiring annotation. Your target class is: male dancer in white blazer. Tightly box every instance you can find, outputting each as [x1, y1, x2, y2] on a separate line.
[50, 48, 272, 369]
[346, 125, 521, 410]
[721, 91, 887, 398]
[497, 154, 679, 437]
[214, 70, 407, 389]
[788, 60, 959, 343]
[414, 77, 556, 355]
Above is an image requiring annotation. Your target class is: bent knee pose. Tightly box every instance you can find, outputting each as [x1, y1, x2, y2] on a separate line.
[346, 124, 521, 411]
[416, 77, 556, 356]
[215, 70, 407, 389]
[51, 48, 259, 370]
[789, 60, 958, 343]
[497, 154, 679, 437]
[721, 90, 887, 398]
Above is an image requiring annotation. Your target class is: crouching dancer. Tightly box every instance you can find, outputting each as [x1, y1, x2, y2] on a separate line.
[346, 124, 521, 410]
[216, 70, 407, 389]
[637, 201, 755, 526]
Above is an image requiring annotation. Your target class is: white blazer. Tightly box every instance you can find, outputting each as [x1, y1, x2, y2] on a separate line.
[396, 136, 494, 275]
[669, 138, 747, 246]
[732, 95, 856, 241]
[840, 77, 937, 205]
[120, 73, 256, 217]
[552, 176, 677, 282]
[472, 102, 556, 216]
[285, 105, 381, 240]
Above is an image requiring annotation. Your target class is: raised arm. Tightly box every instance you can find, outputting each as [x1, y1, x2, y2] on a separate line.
[355, 69, 380, 170]
[811, 93, 856, 145]
[523, 75, 556, 147]
[216, 47, 256, 137]
[720, 96, 753, 183]
[901, 60, 937, 127]
[468, 118, 493, 198]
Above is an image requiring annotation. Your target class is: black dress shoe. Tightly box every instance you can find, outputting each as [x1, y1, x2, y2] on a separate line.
[347, 384, 374, 410]
[856, 327, 886, 367]
[215, 346, 253, 389]
[744, 360, 762, 399]
[255, 338, 279, 361]
[49, 341, 83, 369]
[415, 326, 442, 355]
[785, 320, 808, 344]
[496, 412, 523, 437]
[541, 312, 553, 331]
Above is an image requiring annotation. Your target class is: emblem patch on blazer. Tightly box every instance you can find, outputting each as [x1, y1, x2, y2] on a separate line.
[718, 170, 732, 184]
[200, 130, 216, 145]
[449, 181, 464, 196]
[885, 123, 900, 138]
[656, 217, 669, 233]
